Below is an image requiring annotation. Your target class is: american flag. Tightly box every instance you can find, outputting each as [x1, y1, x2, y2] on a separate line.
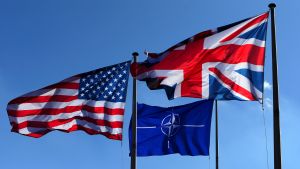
[7, 61, 131, 140]
[131, 12, 268, 102]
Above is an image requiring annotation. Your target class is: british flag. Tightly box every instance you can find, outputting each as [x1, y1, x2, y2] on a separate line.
[131, 12, 269, 102]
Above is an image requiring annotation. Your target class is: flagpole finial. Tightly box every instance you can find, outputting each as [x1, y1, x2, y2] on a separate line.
[268, 3, 276, 8]
[132, 52, 139, 57]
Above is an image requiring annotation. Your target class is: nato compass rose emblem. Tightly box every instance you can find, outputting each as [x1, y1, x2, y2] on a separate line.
[161, 113, 181, 137]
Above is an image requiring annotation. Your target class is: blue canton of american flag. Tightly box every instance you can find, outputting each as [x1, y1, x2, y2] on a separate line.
[7, 61, 131, 140]
[79, 61, 130, 102]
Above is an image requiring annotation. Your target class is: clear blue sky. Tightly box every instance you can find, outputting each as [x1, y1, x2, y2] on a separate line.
[0, 0, 298, 169]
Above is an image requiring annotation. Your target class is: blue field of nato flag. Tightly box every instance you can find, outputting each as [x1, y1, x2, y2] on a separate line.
[129, 100, 214, 156]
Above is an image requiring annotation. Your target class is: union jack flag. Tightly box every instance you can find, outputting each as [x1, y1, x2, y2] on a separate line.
[131, 12, 269, 102]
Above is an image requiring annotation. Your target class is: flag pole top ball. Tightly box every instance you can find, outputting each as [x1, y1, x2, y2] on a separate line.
[132, 52, 139, 57]
[268, 3, 276, 8]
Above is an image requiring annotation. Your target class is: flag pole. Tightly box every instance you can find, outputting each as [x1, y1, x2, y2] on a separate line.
[268, 3, 282, 169]
[215, 100, 219, 169]
[130, 52, 138, 169]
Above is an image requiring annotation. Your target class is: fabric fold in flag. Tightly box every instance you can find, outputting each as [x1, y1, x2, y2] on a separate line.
[131, 12, 269, 102]
[7, 61, 131, 140]
[129, 100, 214, 156]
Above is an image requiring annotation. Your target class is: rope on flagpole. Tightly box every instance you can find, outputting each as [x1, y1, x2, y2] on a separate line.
[262, 109, 270, 169]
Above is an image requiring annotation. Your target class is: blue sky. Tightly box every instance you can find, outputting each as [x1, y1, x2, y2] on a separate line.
[0, 0, 299, 169]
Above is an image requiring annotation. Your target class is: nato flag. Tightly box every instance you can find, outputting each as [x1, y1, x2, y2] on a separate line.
[129, 100, 214, 156]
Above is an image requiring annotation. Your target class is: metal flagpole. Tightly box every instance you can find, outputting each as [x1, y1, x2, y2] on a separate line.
[130, 52, 138, 169]
[215, 100, 219, 169]
[268, 3, 282, 169]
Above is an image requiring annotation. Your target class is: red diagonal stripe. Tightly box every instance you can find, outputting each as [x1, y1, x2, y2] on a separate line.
[221, 12, 268, 42]
[209, 67, 255, 100]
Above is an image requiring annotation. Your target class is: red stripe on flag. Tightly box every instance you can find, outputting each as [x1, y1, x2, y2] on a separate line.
[8, 95, 79, 104]
[8, 105, 124, 117]
[202, 44, 265, 65]
[11, 116, 123, 130]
